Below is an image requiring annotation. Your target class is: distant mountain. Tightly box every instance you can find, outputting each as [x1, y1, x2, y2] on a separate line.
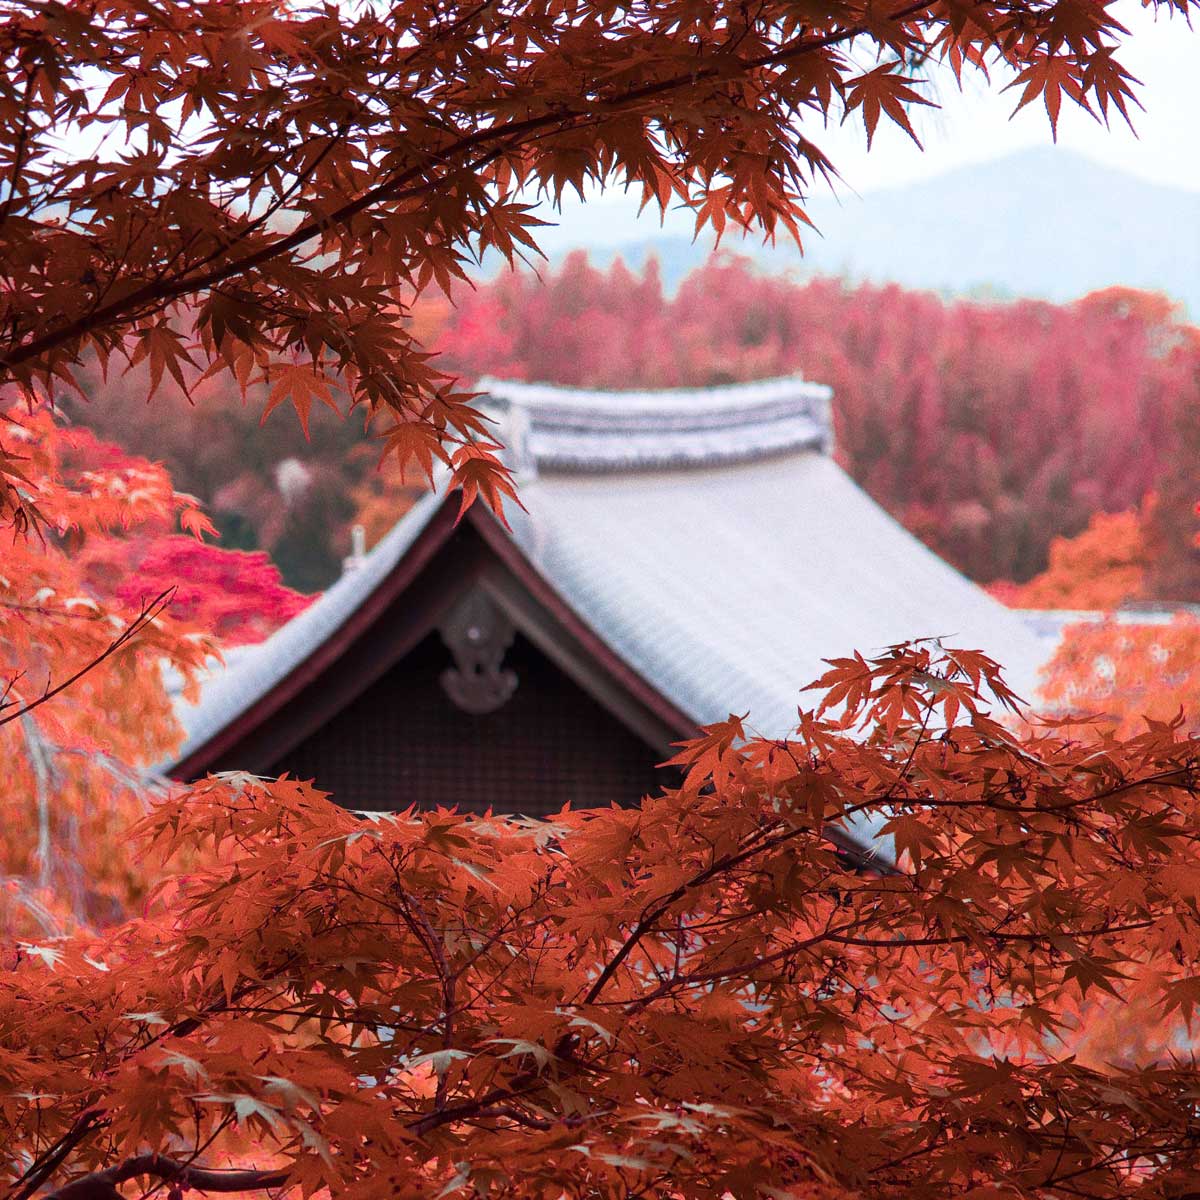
[562, 148, 1200, 315]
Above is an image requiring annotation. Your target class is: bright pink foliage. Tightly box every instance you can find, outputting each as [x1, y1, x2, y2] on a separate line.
[65, 425, 314, 646]
[69, 259, 1200, 596]
[113, 537, 311, 644]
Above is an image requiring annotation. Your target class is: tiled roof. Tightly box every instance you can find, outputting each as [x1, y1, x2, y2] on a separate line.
[168, 376, 1049, 823]
[502, 451, 1046, 734]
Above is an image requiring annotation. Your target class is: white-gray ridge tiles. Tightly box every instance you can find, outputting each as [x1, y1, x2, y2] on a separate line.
[479, 374, 835, 469]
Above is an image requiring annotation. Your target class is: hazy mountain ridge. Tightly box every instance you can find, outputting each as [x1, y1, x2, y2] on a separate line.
[557, 148, 1200, 314]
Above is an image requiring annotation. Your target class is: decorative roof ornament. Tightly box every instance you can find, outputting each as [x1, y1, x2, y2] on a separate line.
[341, 524, 368, 575]
[479, 375, 834, 473]
[438, 588, 519, 715]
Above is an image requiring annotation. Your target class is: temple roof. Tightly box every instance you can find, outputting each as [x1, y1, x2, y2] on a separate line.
[481, 375, 834, 472]
[169, 375, 1048, 802]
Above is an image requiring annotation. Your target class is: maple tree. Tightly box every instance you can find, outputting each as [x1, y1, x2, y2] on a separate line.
[65, 361, 374, 591]
[64, 414, 313, 642]
[985, 488, 1200, 748]
[82, 529, 311, 648]
[983, 486, 1200, 742]
[106, 538, 309, 645]
[9, 645, 1200, 1199]
[0, 410, 308, 939]
[1037, 613, 1200, 739]
[990, 499, 1153, 611]
[0, 409, 219, 938]
[0, 0, 1184, 525]
[2, 2, 1200, 1198]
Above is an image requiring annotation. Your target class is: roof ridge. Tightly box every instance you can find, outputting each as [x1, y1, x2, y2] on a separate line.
[476, 373, 830, 398]
[479, 374, 834, 472]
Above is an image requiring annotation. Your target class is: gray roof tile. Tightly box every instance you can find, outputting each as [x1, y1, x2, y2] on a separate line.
[168, 377, 1048, 779]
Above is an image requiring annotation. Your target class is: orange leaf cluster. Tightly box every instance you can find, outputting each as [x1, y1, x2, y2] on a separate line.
[0, 408, 221, 936]
[995, 500, 1151, 611]
[1039, 614, 1200, 740]
[6, 645, 1200, 1197]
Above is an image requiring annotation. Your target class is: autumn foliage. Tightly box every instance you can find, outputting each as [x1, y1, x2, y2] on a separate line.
[1037, 614, 1200, 738]
[0, 408, 312, 938]
[66, 363, 375, 592]
[985, 497, 1200, 740]
[992, 500, 1153, 611]
[3, 1, 1200, 1198]
[88, 534, 311, 647]
[9, 646, 1200, 1198]
[0, 410, 217, 936]
[65, 264, 1200, 594]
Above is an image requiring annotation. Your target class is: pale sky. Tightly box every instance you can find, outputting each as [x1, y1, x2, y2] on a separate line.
[820, 1, 1197, 193]
[532, 1, 1199, 250]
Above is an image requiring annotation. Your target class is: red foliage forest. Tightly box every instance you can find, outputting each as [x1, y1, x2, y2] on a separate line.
[429, 259, 1200, 593]
[65, 364, 373, 594]
[73, 260, 1200, 598]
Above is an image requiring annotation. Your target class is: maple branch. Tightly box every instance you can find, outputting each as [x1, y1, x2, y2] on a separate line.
[0, 872, 61, 936]
[407, 1080, 549, 1136]
[6, 953, 295, 1200]
[469, 1105, 553, 1131]
[0, 0, 943, 380]
[40, 1154, 289, 1200]
[823, 918, 1156, 949]
[594, 918, 869, 1009]
[0, 588, 173, 730]
[7, 1109, 106, 1200]
[0, 66, 38, 232]
[579, 819, 812, 1009]
[0, 599, 127, 620]
[392, 883, 458, 1111]
[837, 761, 1200, 819]
[174, 119, 355, 286]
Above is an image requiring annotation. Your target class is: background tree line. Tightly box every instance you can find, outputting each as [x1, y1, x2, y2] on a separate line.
[68, 257, 1200, 599]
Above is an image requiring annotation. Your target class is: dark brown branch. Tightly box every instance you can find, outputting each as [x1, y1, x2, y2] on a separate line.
[823, 918, 1156, 950]
[575, 818, 820, 1011]
[7, 1109, 105, 1200]
[44, 1154, 289, 1200]
[0, 67, 37, 233]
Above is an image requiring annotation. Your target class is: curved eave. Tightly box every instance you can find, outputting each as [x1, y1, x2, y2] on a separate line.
[169, 489, 449, 778]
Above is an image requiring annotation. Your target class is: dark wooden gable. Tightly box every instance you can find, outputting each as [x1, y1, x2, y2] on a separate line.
[172, 498, 698, 815]
[268, 631, 673, 815]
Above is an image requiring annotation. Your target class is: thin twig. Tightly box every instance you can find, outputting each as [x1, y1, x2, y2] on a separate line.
[0, 589, 174, 730]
